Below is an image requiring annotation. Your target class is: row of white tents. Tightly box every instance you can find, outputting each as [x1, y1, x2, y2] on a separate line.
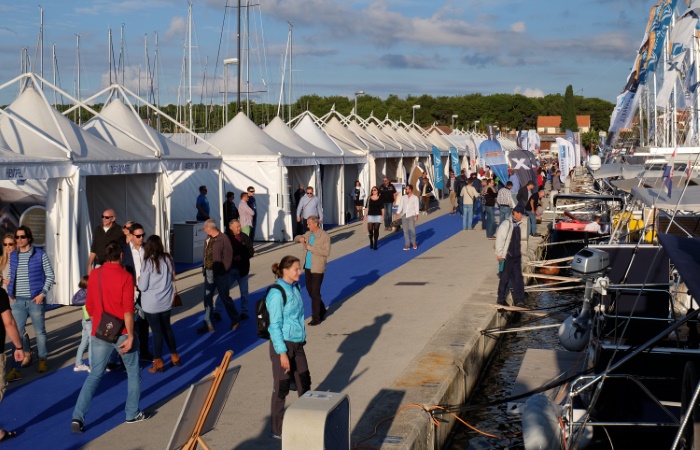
[0, 72, 515, 304]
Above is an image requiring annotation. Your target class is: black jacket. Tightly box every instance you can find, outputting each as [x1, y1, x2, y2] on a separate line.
[223, 200, 239, 226]
[516, 186, 531, 208]
[226, 230, 254, 276]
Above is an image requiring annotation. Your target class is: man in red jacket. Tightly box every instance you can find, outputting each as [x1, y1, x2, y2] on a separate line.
[71, 242, 150, 433]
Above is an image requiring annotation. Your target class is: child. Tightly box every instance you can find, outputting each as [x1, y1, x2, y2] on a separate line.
[72, 275, 91, 372]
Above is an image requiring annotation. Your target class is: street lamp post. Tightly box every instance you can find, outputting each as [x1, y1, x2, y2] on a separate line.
[473, 120, 480, 133]
[223, 57, 239, 124]
[412, 104, 421, 124]
[452, 114, 459, 129]
[354, 90, 365, 115]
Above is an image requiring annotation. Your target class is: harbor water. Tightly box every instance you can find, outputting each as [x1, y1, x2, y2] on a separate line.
[443, 290, 610, 450]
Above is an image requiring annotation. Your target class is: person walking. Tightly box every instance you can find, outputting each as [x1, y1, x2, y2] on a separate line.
[0, 234, 15, 292]
[418, 172, 433, 214]
[378, 177, 397, 231]
[296, 186, 322, 235]
[72, 276, 92, 372]
[227, 219, 254, 320]
[293, 184, 306, 236]
[495, 205, 526, 307]
[0, 284, 24, 441]
[196, 185, 210, 222]
[71, 242, 151, 433]
[460, 179, 479, 231]
[294, 216, 330, 325]
[517, 181, 534, 209]
[364, 187, 384, 250]
[88, 209, 122, 274]
[395, 184, 420, 250]
[527, 190, 545, 237]
[266, 255, 311, 439]
[238, 192, 255, 237]
[497, 181, 516, 225]
[456, 169, 468, 216]
[6, 226, 54, 381]
[549, 170, 562, 209]
[198, 219, 240, 333]
[483, 179, 498, 239]
[446, 171, 458, 215]
[223, 191, 239, 226]
[246, 186, 258, 242]
[351, 181, 366, 220]
[138, 235, 179, 373]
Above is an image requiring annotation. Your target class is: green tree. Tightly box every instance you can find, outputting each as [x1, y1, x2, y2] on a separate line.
[561, 85, 578, 132]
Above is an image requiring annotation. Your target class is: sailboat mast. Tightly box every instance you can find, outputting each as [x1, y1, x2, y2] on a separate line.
[52, 43, 57, 107]
[76, 34, 81, 125]
[246, 0, 250, 116]
[40, 6, 44, 87]
[108, 29, 113, 85]
[121, 23, 125, 85]
[237, 0, 242, 112]
[188, 2, 193, 133]
[289, 22, 293, 122]
[155, 32, 160, 132]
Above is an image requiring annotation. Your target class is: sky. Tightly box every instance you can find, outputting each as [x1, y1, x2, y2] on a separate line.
[0, 0, 657, 108]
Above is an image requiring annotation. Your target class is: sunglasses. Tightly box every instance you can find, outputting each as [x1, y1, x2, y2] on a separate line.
[3, 243, 15, 246]
[248, 190, 255, 193]
[102, 215, 113, 219]
[133, 234, 145, 238]
[15, 235, 27, 240]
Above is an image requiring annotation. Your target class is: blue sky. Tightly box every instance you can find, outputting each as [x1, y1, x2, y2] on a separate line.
[0, 1, 656, 108]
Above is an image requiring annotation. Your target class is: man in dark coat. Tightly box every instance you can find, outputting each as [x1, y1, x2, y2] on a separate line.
[226, 219, 254, 320]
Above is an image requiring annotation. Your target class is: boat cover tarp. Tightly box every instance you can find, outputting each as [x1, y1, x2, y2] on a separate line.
[658, 234, 700, 298]
[630, 185, 700, 211]
[592, 163, 647, 180]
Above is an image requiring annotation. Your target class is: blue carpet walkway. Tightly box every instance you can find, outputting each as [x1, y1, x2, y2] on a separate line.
[2, 213, 466, 449]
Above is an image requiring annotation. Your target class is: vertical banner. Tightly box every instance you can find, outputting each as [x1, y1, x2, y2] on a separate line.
[508, 150, 538, 188]
[432, 146, 444, 190]
[449, 146, 461, 175]
[487, 124, 498, 141]
[467, 136, 477, 166]
[556, 137, 573, 182]
[478, 140, 508, 184]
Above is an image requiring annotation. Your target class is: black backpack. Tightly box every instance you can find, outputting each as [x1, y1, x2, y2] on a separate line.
[256, 284, 299, 339]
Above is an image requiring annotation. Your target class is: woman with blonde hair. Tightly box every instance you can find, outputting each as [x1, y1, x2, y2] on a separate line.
[0, 234, 15, 291]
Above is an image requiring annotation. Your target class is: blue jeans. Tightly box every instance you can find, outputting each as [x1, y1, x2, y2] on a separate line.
[383, 203, 393, 228]
[499, 206, 512, 225]
[527, 212, 537, 236]
[457, 196, 463, 215]
[72, 333, 142, 423]
[484, 206, 496, 237]
[10, 297, 47, 364]
[145, 311, 177, 359]
[75, 318, 93, 366]
[229, 269, 250, 315]
[462, 204, 474, 230]
[204, 269, 239, 327]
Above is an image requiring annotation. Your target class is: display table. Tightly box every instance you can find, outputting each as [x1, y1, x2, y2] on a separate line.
[173, 222, 206, 264]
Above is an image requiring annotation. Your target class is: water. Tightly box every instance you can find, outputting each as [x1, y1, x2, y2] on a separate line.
[443, 290, 579, 450]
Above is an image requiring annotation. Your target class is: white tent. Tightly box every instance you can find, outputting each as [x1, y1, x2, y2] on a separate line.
[0, 75, 167, 304]
[292, 113, 366, 226]
[193, 112, 318, 241]
[345, 114, 404, 187]
[362, 116, 405, 184]
[82, 95, 222, 240]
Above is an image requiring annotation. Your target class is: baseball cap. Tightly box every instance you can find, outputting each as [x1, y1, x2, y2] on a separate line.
[513, 205, 526, 214]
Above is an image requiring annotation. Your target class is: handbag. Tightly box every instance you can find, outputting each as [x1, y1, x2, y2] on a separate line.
[94, 268, 125, 344]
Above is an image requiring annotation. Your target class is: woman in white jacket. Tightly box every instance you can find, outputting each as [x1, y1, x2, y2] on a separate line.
[352, 181, 366, 220]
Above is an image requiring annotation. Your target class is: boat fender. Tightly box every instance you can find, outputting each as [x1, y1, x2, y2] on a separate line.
[558, 314, 591, 352]
[522, 394, 562, 450]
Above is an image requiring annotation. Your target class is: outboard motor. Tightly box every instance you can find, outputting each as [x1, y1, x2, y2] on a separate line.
[559, 249, 610, 351]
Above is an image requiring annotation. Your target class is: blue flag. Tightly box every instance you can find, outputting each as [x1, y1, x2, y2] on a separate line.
[478, 140, 508, 184]
[663, 165, 674, 197]
[432, 146, 444, 189]
[449, 146, 461, 175]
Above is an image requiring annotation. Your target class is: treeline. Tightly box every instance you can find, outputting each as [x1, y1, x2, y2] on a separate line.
[29, 91, 614, 136]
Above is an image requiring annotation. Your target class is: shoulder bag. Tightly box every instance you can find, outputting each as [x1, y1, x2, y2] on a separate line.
[94, 268, 125, 343]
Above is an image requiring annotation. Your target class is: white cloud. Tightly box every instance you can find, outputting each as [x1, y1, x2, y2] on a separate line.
[165, 16, 185, 40]
[514, 86, 544, 97]
[510, 21, 526, 33]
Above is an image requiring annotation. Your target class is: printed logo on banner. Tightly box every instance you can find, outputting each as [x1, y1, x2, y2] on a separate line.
[6, 168, 23, 178]
[184, 162, 210, 170]
[109, 164, 132, 174]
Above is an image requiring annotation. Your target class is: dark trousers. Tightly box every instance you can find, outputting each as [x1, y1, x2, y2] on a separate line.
[249, 218, 257, 242]
[299, 218, 310, 234]
[497, 255, 524, 305]
[305, 269, 326, 321]
[269, 341, 311, 436]
[145, 310, 178, 359]
[383, 203, 393, 228]
[136, 313, 151, 356]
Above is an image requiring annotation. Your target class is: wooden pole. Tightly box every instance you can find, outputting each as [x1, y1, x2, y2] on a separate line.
[182, 350, 234, 450]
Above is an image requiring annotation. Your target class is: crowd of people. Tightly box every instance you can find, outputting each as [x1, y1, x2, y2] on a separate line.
[0, 164, 565, 441]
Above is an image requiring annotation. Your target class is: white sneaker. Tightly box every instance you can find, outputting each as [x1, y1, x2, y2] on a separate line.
[73, 364, 90, 372]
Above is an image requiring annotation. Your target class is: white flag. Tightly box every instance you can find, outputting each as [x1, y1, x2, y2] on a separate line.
[657, 50, 688, 108]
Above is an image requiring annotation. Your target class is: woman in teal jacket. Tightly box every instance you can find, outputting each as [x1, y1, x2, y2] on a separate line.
[266, 255, 310, 439]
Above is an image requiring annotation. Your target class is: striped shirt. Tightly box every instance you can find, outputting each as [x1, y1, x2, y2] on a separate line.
[15, 249, 55, 298]
[497, 187, 515, 208]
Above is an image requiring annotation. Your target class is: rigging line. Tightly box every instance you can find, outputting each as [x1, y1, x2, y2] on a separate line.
[211, 0, 228, 111]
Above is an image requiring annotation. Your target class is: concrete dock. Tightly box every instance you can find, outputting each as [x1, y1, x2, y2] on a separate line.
[6, 197, 522, 449]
